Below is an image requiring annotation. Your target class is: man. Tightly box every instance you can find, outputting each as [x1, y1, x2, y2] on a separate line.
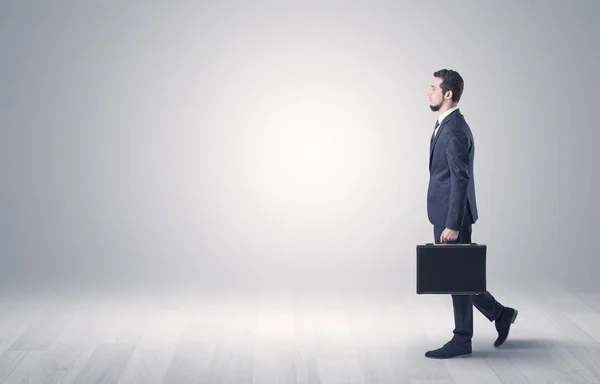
[424, 69, 518, 358]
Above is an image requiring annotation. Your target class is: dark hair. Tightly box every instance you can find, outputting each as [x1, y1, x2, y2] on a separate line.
[433, 69, 464, 103]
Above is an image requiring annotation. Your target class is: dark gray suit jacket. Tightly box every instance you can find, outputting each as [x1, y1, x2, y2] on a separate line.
[427, 108, 478, 230]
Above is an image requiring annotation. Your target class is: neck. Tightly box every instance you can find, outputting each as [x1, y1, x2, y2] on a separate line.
[438, 103, 458, 116]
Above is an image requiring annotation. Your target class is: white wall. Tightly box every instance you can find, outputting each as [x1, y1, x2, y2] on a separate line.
[1, 0, 598, 293]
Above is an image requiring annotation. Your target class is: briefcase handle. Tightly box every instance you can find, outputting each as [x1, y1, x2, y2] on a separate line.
[426, 243, 479, 245]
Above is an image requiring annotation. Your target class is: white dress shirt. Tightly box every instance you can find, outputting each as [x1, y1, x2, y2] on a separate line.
[434, 106, 459, 136]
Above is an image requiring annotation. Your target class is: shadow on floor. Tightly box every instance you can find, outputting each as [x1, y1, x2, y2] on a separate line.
[470, 338, 599, 359]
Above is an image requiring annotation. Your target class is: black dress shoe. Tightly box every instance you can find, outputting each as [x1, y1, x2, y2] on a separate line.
[425, 341, 472, 359]
[494, 307, 518, 347]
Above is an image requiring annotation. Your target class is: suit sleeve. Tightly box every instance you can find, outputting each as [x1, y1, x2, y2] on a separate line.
[445, 124, 471, 230]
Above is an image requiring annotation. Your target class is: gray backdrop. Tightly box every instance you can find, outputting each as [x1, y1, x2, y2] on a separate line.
[1, 0, 598, 295]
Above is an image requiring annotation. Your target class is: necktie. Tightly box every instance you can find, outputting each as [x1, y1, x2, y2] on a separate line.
[431, 120, 439, 145]
[430, 120, 439, 155]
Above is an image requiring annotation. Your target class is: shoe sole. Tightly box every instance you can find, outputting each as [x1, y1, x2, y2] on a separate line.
[426, 353, 472, 359]
[494, 309, 518, 348]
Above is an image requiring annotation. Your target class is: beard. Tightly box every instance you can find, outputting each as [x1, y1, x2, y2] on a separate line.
[429, 100, 442, 112]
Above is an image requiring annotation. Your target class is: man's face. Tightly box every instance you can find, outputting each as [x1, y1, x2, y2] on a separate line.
[427, 77, 445, 112]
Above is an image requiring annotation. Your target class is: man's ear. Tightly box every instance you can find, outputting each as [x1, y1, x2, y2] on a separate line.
[444, 90, 453, 100]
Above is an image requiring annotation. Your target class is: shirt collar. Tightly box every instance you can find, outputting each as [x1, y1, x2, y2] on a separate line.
[437, 106, 459, 126]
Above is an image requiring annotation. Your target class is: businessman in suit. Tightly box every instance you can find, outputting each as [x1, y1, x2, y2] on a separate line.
[424, 69, 518, 358]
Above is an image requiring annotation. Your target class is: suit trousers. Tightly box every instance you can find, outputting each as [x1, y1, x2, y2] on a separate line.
[433, 223, 505, 344]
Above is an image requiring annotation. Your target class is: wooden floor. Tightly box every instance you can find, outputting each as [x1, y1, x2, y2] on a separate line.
[0, 280, 599, 383]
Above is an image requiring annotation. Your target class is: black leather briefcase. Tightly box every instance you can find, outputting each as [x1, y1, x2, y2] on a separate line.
[416, 243, 487, 294]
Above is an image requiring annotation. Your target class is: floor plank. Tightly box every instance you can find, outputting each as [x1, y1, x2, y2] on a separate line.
[0, 351, 28, 382]
[161, 341, 216, 383]
[70, 343, 137, 384]
[564, 347, 600, 381]
[0, 284, 598, 383]
[0, 298, 47, 356]
[117, 308, 188, 383]
[2, 351, 46, 384]
[8, 302, 75, 351]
